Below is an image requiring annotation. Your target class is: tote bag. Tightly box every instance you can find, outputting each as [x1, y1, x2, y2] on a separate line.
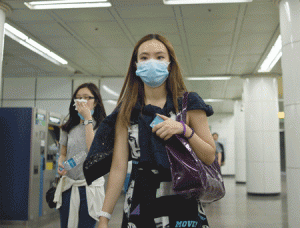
[165, 92, 225, 203]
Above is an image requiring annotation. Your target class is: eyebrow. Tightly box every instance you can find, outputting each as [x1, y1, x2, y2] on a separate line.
[139, 51, 167, 56]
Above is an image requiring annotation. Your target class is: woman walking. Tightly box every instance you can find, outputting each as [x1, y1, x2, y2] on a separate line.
[55, 83, 107, 228]
[89, 34, 216, 228]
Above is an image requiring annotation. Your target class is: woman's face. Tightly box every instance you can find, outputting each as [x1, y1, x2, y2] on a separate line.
[137, 39, 170, 63]
[75, 87, 96, 111]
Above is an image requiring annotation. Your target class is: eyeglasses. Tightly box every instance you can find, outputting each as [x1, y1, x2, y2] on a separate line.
[75, 96, 95, 100]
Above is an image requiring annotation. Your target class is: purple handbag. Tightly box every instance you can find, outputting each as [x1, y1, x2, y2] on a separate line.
[165, 92, 225, 203]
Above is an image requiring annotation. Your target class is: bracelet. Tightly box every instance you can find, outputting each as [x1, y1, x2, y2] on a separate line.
[187, 128, 195, 140]
[180, 121, 186, 136]
[98, 211, 112, 220]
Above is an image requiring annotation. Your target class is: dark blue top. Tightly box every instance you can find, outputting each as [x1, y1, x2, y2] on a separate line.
[84, 92, 213, 185]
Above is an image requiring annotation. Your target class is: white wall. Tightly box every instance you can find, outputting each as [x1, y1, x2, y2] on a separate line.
[1, 77, 72, 119]
[1, 77, 125, 118]
[100, 77, 124, 114]
[208, 114, 235, 175]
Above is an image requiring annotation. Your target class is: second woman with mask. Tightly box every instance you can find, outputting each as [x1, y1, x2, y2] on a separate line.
[55, 83, 106, 228]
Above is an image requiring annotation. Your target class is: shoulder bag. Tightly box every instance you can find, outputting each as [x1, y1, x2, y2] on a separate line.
[45, 177, 60, 209]
[165, 92, 226, 203]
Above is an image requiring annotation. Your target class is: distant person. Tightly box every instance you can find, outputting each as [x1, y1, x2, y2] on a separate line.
[212, 133, 225, 166]
[55, 83, 107, 228]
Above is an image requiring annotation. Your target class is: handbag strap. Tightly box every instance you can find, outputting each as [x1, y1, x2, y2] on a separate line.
[181, 92, 189, 123]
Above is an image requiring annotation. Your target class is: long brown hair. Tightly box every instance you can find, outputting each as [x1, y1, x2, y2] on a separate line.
[117, 34, 187, 126]
[61, 83, 106, 133]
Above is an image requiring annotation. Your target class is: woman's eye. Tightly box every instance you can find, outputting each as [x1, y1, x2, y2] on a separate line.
[140, 56, 147, 60]
[157, 56, 165, 60]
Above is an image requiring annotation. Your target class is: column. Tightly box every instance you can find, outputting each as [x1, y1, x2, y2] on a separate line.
[279, 1, 300, 227]
[244, 77, 281, 195]
[234, 100, 246, 183]
[0, 2, 11, 106]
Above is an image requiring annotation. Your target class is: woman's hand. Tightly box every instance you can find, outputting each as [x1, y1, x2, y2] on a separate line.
[152, 114, 184, 141]
[57, 161, 67, 176]
[76, 101, 92, 120]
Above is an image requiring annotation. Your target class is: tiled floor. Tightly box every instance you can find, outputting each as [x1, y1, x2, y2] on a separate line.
[2, 175, 288, 228]
[203, 175, 288, 228]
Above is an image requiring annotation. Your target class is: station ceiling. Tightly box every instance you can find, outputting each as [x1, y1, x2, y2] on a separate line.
[3, 0, 282, 113]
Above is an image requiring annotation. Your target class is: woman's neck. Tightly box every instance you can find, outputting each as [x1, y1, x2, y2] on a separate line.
[144, 83, 168, 108]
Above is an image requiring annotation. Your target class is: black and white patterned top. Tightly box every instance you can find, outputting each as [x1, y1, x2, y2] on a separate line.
[123, 111, 209, 228]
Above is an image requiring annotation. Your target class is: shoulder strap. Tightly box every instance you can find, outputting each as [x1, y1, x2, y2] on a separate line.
[181, 92, 189, 123]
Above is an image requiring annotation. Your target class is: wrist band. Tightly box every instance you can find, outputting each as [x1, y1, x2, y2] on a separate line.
[187, 128, 195, 140]
[98, 211, 112, 220]
[180, 121, 186, 136]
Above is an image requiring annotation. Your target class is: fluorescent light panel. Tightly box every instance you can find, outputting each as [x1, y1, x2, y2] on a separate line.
[163, 0, 252, 5]
[24, 0, 111, 10]
[28, 0, 108, 4]
[4, 23, 68, 65]
[258, 35, 282, 73]
[4, 23, 28, 40]
[19, 40, 61, 65]
[186, 76, 231, 80]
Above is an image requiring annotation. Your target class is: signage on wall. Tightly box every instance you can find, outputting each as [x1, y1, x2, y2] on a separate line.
[36, 113, 46, 126]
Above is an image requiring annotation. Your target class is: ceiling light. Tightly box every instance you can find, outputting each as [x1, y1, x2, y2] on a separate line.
[28, 0, 108, 4]
[27, 38, 51, 54]
[102, 85, 120, 97]
[186, 76, 232, 80]
[24, 0, 111, 10]
[163, 0, 253, 5]
[18, 40, 61, 65]
[4, 23, 28, 40]
[4, 23, 68, 65]
[258, 35, 282, 73]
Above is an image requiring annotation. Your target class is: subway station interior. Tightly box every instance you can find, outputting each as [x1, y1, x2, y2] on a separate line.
[0, 0, 299, 227]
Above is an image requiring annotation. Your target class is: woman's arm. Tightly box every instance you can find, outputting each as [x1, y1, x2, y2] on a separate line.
[186, 110, 216, 165]
[98, 115, 129, 227]
[154, 110, 216, 165]
[217, 152, 222, 166]
[57, 145, 67, 176]
[76, 100, 95, 151]
[85, 122, 95, 151]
